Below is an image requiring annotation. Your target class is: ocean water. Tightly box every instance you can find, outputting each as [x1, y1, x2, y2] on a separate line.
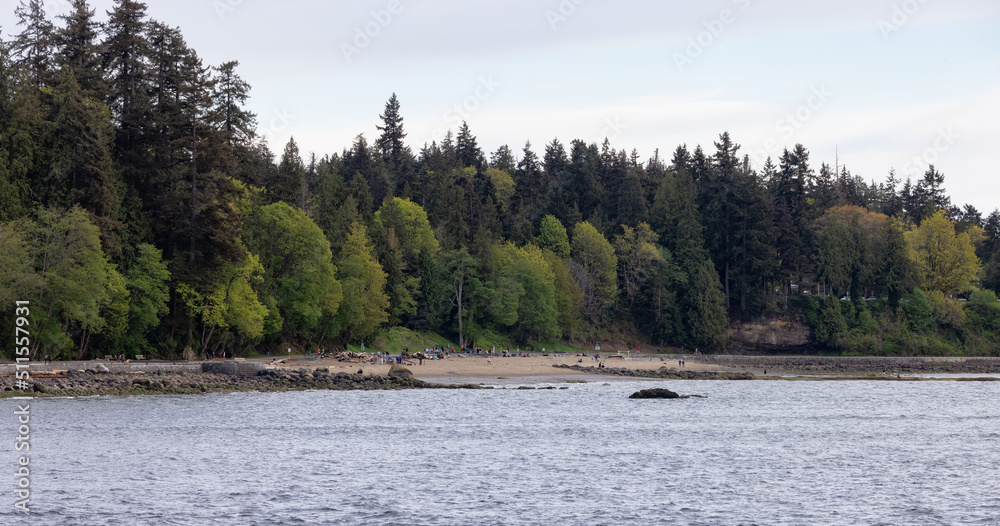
[2, 379, 1000, 525]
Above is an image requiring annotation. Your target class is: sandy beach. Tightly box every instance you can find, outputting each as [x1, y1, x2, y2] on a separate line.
[5, 353, 998, 398]
[265, 353, 727, 380]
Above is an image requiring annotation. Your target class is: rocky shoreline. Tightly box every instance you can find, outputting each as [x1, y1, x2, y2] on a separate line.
[0, 365, 484, 398]
[555, 364, 756, 380]
[557, 358, 1000, 380]
[695, 355, 1000, 375]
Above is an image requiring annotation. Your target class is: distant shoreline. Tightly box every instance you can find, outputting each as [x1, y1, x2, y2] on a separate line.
[3, 354, 999, 398]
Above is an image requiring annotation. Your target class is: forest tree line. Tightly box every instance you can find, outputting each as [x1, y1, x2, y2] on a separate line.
[1, 0, 999, 359]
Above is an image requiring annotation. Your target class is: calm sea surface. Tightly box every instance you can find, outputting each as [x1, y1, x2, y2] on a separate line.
[3, 378, 999, 525]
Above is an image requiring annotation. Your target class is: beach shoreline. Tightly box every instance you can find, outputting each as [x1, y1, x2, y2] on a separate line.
[3, 353, 999, 398]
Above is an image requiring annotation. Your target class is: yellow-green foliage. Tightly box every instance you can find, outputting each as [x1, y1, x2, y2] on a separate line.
[375, 197, 439, 267]
[571, 221, 618, 318]
[333, 222, 389, 343]
[905, 211, 981, 295]
[486, 167, 515, 212]
[178, 254, 269, 340]
[493, 242, 560, 340]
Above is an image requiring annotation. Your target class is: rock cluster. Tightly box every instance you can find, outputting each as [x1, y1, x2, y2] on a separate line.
[629, 388, 680, 399]
[1, 366, 481, 398]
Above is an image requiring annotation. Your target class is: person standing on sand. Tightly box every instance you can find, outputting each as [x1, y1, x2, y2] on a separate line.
[487, 357, 492, 365]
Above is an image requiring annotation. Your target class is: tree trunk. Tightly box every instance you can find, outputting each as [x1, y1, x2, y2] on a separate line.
[457, 279, 465, 349]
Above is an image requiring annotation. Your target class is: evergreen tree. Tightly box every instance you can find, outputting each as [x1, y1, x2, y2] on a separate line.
[270, 137, 306, 208]
[144, 21, 243, 283]
[617, 161, 646, 227]
[656, 167, 727, 348]
[209, 60, 255, 148]
[103, 0, 152, 206]
[568, 139, 602, 221]
[701, 132, 740, 311]
[489, 144, 516, 174]
[310, 159, 359, 257]
[48, 66, 119, 239]
[543, 138, 571, 222]
[12, 0, 54, 87]
[375, 92, 408, 168]
[770, 145, 814, 298]
[814, 298, 848, 346]
[914, 165, 950, 223]
[55, 0, 106, 99]
[0, 47, 36, 221]
[343, 134, 387, 210]
[455, 121, 482, 169]
[515, 141, 544, 225]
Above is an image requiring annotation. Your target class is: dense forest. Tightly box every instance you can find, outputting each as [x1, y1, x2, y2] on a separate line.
[2, 0, 999, 360]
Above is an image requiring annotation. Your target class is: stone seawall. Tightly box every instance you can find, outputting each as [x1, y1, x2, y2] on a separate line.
[201, 362, 265, 376]
[0, 361, 204, 375]
[695, 355, 1000, 374]
[1, 360, 265, 376]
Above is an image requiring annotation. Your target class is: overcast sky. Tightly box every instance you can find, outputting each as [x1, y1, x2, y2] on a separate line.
[4, 0, 999, 213]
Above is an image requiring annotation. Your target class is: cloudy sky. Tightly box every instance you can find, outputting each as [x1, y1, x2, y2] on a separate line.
[4, 0, 999, 213]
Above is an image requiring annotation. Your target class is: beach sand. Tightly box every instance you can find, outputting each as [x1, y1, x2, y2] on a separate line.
[263, 353, 729, 381]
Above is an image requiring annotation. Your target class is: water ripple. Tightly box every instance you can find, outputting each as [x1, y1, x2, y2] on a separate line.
[1, 380, 998, 525]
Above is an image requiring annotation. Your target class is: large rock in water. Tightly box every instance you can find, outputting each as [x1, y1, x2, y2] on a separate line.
[629, 388, 680, 399]
[388, 365, 414, 378]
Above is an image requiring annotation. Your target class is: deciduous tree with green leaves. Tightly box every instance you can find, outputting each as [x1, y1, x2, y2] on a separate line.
[243, 202, 342, 342]
[538, 214, 570, 259]
[332, 222, 389, 345]
[570, 221, 618, 322]
[905, 210, 982, 295]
